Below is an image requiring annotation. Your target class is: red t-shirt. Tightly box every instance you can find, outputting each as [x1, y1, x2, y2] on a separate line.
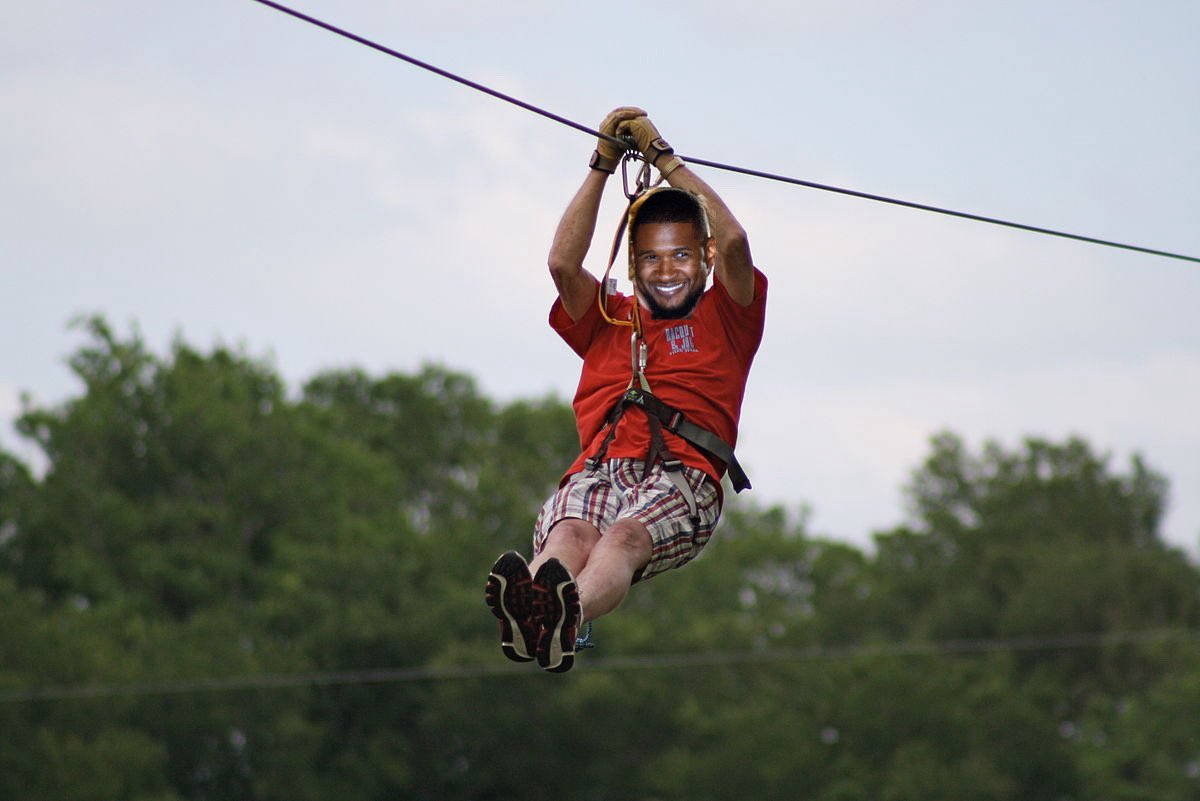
[551, 269, 768, 492]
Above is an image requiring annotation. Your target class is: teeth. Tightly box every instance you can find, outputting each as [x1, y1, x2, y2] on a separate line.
[656, 282, 684, 293]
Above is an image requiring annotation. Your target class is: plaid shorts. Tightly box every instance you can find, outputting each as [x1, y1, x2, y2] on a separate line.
[533, 458, 722, 582]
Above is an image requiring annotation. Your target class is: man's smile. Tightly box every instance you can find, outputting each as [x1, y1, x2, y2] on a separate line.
[652, 280, 686, 296]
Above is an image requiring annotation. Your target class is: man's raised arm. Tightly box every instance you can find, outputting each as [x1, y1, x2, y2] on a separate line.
[548, 107, 647, 322]
[619, 115, 757, 306]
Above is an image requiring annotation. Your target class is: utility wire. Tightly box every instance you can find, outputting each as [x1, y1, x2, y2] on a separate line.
[4, 627, 1198, 703]
[249, 0, 1200, 265]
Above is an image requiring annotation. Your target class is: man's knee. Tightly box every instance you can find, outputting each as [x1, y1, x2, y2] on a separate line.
[600, 518, 653, 562]
[544, 518, 602, 553]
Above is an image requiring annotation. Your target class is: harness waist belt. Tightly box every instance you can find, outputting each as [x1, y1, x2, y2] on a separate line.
[620, 388, 752, 493]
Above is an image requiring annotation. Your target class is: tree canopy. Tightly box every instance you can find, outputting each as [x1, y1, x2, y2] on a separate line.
[1, 319, 1197, 800]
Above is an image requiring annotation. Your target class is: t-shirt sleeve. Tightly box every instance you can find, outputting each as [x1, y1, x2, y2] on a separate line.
[711, 267, 768, 363]
[549, 275, 604, 358]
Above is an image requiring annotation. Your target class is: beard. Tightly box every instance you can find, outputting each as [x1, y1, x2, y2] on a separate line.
[637, 279, 706, 320]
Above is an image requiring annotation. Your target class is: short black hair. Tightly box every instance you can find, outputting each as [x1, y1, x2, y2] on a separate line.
[630, 187, 711, 241]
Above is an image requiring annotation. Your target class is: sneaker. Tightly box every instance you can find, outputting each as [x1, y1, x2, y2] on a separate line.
[533, 558, 582, 673]
[485, 551, 538, 663]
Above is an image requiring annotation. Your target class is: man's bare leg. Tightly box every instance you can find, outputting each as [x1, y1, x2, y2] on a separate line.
[525, 518, 653, 671]
[530, 518, 601, 578]
[534, 518, 651, 623]
[574, 518, 652, 621]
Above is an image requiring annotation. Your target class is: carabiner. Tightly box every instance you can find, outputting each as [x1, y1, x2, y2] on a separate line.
[621, 150, 652, 201]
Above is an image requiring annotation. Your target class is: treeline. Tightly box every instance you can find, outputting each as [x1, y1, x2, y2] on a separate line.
[1, 318, 1198, 801]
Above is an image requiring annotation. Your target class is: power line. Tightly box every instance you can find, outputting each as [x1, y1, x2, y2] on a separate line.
[249, 0, 1200, 265]
[4, 627, 1198, 703]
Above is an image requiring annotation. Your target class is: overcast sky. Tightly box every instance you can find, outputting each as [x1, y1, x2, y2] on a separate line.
[3, 0, 1198, 555]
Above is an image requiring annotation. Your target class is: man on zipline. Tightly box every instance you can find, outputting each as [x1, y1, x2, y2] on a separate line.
[486, 107, 767, 672]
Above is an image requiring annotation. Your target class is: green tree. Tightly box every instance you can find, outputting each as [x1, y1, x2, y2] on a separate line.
[4, 323, 1199, 801]
[872, 433, 1197, 675]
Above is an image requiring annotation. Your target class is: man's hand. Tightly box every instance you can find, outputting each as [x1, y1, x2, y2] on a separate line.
[590, 106, 645, 174]
[617, 114, 684, 177]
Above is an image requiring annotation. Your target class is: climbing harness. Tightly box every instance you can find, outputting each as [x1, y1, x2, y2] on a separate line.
[587, 386, 751, 493]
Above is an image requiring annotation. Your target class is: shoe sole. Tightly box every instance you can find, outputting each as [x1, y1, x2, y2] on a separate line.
[485, 552, 535, 663]
[535, 559, 580, 673]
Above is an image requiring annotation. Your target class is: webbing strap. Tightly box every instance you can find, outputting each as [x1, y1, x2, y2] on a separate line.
[644, 412, 700, 526]
[584, 400, 626, 471]
[621, 389, 752, 493]
[584, 389, 752, 494]
[584, 402, 700, 526]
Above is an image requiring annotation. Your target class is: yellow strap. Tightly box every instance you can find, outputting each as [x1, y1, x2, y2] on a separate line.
[596, 200, 643, 336]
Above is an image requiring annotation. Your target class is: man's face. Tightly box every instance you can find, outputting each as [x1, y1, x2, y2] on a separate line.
[632, 222, 714, 320]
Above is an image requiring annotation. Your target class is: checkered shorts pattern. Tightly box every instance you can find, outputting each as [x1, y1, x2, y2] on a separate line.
[533, 458, 722, 582]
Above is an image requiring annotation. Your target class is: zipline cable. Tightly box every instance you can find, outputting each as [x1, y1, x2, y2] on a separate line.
[681, 157, 1200, 263]
[4, 627, 1198, 702]
[249, 0, 623, 147]
[249, 0, 1200, 265]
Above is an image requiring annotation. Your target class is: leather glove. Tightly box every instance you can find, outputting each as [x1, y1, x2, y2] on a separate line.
[590, 107, 642, 174]
[617, 115, 684, 177]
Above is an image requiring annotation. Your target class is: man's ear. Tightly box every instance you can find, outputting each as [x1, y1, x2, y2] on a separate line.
[704, 236, 718, 274]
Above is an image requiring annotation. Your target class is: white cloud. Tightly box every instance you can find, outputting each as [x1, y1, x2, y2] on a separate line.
[738, 352, 1200, 554]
